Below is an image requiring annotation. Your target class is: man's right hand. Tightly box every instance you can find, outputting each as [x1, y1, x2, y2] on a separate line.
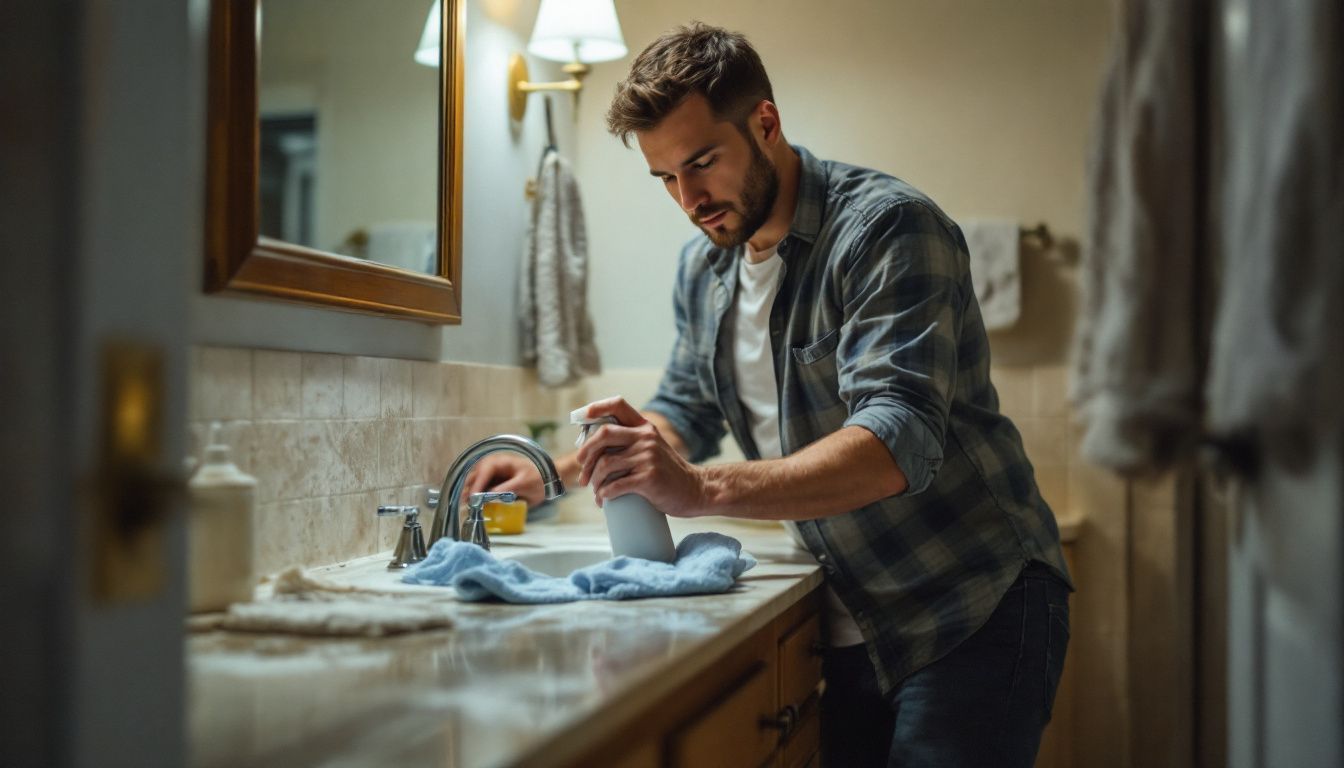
[460, 452, 579, 509]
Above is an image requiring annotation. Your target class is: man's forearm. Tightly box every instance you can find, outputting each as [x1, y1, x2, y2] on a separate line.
[698, 426, 908, 521]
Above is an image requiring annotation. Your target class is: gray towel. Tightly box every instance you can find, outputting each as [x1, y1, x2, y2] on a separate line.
[520, 150, 601, 387]
[1205, 0, 1344, 441]
[1068, 0, 1201, 473]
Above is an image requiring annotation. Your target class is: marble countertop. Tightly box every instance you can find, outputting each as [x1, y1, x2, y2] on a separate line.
[187, 511, 824, 768]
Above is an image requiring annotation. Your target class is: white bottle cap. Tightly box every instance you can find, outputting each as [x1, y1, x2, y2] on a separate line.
[202, 421, 232, 466]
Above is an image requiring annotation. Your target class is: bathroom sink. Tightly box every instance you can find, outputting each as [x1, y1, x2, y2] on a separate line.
[501, 546, 612, 577]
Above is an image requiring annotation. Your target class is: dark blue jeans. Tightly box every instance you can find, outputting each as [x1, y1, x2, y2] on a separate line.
[820, 562, 1070, 767]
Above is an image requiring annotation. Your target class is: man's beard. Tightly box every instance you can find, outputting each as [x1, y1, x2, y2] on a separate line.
[692, 137, 779, 249]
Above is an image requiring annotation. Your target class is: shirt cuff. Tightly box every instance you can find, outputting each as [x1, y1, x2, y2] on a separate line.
[844, 399, 944, 495]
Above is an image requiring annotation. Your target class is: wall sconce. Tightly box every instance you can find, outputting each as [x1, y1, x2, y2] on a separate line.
[508, 0, 627, 121]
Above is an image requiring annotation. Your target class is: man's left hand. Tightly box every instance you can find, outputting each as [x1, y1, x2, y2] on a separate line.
[575, 397, 709, 518]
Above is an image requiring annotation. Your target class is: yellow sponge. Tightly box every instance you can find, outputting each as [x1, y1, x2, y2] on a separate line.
[484, 499, 527, 535]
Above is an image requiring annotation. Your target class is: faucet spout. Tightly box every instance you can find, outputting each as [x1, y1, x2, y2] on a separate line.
[431, 434, 565, 545]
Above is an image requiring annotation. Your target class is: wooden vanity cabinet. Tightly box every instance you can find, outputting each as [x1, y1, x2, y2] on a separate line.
[566, 584, 825, 768]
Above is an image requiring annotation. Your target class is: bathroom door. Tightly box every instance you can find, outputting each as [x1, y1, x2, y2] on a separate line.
[1216, 1, 1344, 765]
[0, 0, 197, 765]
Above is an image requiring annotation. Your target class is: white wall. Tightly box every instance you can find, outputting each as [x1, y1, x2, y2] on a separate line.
[192, 0, 575, 364]
[575, 0, 1113, 367]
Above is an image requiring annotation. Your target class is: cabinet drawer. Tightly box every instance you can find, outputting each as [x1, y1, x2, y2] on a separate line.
[669, 662, 777, 768]
[778, 613, 823, 709]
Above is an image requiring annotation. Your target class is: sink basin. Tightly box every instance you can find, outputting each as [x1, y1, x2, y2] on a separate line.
[502, 546, 612, 577]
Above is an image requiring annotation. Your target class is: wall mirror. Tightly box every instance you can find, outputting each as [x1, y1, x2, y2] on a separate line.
[206, 0, 464, 323]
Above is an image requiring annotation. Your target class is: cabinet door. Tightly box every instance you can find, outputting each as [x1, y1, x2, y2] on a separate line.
[778, 613, 824, 768]
[669, 662, 778, 768]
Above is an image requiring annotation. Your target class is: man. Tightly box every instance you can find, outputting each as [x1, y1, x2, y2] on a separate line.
[468, 22, 1072, 767]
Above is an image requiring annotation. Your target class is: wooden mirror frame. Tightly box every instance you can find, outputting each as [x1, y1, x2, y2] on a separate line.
[205, 0, 464, 323]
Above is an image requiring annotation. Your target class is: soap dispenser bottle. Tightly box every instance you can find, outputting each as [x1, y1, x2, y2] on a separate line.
[572, 403, 677, 563]
[188, 422, 257, 612]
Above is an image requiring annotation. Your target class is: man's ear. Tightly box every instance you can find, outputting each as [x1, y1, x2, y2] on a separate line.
[754, 100, 783, 146]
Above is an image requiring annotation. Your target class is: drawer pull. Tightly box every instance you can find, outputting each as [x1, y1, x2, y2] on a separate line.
[760, 704, 798, 737]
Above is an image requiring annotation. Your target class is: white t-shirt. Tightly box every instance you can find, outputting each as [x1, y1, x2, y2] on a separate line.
[731, 242, 865, 648]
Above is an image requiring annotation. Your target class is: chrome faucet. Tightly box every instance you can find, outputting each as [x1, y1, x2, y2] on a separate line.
[430, 434, 565, 545]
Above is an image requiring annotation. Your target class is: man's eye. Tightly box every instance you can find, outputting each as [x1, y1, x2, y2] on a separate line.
[692, 157, 716, 170]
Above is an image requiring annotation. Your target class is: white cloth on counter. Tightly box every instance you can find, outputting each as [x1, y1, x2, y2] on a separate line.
[195, 567, 455, 637]
[520, 149, 602, 387]
[1205, 0, 1344, 440]
[961, 218, 1021, 331]
[1068, 0, 1202, 473]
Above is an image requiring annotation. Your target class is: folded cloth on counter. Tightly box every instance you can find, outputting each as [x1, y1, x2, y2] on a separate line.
[961, 218, 1021, 331]
[201, 567, 455, 637]
[402, 532, 757, 603]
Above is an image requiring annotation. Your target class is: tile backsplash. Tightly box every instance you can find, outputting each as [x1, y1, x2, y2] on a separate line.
[189, 347, 1080, 575]
[188, 346, 588, 574]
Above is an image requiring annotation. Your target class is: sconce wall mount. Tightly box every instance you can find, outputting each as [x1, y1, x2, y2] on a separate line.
[508, 53, 589, 122]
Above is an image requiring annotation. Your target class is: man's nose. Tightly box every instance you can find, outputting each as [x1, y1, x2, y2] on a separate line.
[676, 177, 708, 213]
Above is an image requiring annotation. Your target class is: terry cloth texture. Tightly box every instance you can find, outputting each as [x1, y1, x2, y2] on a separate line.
[961, 218, 1021, 331]
[402, 532, 756, 603]
[520, 149, 601, 387]
[1069, 0, 1202, 473]
[208, 567, 454, 637]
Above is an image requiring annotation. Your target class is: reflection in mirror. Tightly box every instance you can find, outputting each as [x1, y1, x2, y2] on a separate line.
[257, 0, 440, 274]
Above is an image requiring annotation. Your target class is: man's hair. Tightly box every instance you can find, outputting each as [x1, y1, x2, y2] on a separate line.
[606, 22, 774, 147]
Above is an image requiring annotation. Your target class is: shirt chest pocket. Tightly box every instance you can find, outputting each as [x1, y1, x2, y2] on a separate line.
[789, 329, 845, 413]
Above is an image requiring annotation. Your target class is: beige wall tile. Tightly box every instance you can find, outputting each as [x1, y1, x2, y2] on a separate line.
[459, 363, 490, 417]
[331, 489, 380, 560]
[377, 418, 417, 489]
[411, 361, 444, 417]
[301, 354, 344, 418]
[321, 419, 379, 496]
[438, 362, 465, 417]
[252, 350, 301, 419]
[1033, 364, 1072, 418]
[1018, 416, 1071, 468]
[990, 365, 1033, 420]
[380, 359, 412, 418]
[342, 356, 381, 419]
[254, 499, 320, 575]
[1033, 464, 1071, 516]
[250, 420, 316, 502]
[196, 347, 253, 421]
[485, 366, 521, 418]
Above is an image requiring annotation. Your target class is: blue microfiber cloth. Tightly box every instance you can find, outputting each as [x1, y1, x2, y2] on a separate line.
[401, 532, 757, 603]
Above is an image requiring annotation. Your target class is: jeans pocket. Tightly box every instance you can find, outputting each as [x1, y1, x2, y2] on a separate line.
[1043, 600, 1070, 717]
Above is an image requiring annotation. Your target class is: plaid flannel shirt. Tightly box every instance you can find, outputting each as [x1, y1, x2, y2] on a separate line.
[644, 145, 1073, 693]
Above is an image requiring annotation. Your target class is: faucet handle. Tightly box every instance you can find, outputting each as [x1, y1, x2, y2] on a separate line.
[377, 504, 419, 522]
[467, 491, 517, 514]
[462, 492, 514, 552]
[377, 505, 427, 570]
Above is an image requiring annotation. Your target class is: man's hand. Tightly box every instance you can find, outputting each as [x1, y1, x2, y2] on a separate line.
[576, 397, 709, 517]
[460, 453, 547, 508]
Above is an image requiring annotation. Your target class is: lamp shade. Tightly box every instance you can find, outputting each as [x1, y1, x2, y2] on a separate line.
[414, 0, 440, 67]
[527, 0, 627, 63]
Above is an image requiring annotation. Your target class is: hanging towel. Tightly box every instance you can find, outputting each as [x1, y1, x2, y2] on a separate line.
[1205, 0, 1344, 442]
[962, 218, 1021, 331]
[401, 532, 757, 603]
[520, 149, 602, 387]
[1068, 0, 1202, 473]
